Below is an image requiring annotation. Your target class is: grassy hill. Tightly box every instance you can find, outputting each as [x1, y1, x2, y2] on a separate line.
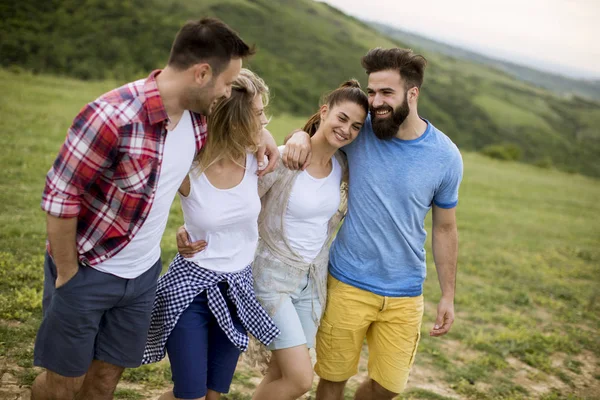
[1, 68, 600, 399]
[1, 0, 599, 178]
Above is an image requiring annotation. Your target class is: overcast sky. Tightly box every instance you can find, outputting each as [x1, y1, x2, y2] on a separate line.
[319, 0, 599, 79]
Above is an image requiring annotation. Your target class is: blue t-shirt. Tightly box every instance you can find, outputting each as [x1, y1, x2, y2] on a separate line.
[329, 116, 463, 297]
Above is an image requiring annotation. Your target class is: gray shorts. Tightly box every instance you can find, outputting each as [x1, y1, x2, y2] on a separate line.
[267, 272, 322, 351]
[33, 252, 162, 377]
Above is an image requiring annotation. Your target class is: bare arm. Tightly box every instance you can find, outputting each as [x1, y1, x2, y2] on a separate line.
[46, 214, 79, 288]
[430, 205, 458, 337]
[256, 128, 279, 176]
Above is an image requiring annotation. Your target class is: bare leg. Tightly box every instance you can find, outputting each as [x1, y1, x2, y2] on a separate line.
[253, 345, 313, 400]
[158, 391, 176, 400]
[315, 378, 347, 400]
[74, 360, 124, 400]
[206, 390, 221, 400]
[31, 370, 85, 400]
[354, 378, 398, 400]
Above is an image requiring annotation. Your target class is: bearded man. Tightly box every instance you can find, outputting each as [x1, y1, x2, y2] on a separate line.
[284, 47, 463, 400]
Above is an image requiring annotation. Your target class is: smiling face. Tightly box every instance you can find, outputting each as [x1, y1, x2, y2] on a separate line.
[319, 101, 367, 148]
[367, 69, 413, 140]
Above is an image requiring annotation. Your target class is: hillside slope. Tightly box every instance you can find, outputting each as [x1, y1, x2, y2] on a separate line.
[1, 0, 599, 177]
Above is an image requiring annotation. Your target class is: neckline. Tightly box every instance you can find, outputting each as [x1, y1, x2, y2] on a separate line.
[201, 154, 250, 192]
[167, 110, 190, 133]
[393, 119, 432, 144]
[303, 156, 338, 181]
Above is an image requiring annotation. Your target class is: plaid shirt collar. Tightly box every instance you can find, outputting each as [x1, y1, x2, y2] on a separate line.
[143, 70, 170, 125]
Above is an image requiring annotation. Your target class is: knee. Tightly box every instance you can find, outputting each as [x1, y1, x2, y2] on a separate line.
[88, 372, 121, 396]
[298, 370, 314, 394]
[289, 369, 314, 396]
[32, 370, 84, 400]
[86, 364, 123, 396]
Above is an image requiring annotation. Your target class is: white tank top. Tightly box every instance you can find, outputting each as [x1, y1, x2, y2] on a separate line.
[181, 154, 261, 273]
[95, 111, 196, 278]
[284, 156, 342, 262]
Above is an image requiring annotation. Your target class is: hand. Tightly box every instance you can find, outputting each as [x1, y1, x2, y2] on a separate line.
[429, 296, 455, 337]
[55, 265, 79, 289]
[176, 226, 207, 258]
[282, 130, 311, 170]
[256, 128, 279, 177]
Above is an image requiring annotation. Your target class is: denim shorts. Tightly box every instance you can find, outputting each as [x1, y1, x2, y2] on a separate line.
[166, 282, 246, 399]
[268, 271, 322, 351]
[34, 252, 162, 377]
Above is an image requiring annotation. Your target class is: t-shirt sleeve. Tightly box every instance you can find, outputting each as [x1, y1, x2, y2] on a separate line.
[433, 148, 463, 209]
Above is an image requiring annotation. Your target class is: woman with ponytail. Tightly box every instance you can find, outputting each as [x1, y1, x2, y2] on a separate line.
[249, 79, 368, 399]
[177, 79, 368, 399]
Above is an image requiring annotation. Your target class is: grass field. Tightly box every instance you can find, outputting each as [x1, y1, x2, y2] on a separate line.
[0, 69, 599, 399]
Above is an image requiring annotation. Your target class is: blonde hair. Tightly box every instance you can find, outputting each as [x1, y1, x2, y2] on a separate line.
[194, 68, 269, 173]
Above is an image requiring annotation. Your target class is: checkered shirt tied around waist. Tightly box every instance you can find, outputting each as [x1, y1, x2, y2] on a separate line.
[40, 70, 207, 267]
[142, 254, 281, 364]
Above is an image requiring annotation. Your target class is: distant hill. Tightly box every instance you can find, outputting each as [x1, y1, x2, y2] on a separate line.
[371, 22, 600, 102]
[1, 0, 599, 177]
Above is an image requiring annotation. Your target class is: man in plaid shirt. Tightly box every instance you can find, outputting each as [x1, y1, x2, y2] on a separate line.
[31, 18, 279, 400]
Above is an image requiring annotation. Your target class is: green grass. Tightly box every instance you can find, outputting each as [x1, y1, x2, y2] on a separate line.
[114, 388, 144, 400]
[0, 70, 599, 399]
[473, 94, 553, 130]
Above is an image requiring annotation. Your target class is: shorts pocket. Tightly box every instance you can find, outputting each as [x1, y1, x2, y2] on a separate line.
[408, 330, 421, 367]
[315, 318, 335, 363]
[55, 265, 84, 293]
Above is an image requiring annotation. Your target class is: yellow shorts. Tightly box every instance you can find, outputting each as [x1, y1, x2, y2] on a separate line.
[315, 274, 424, 394]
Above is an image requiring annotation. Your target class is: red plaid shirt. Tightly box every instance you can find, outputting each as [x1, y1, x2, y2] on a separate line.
[41, 70, 207, 266]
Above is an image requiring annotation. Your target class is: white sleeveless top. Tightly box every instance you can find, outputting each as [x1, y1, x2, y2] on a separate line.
[95, 111, 196, 278]
[181, 154, 261, 273]
[283, 156, 342, 262]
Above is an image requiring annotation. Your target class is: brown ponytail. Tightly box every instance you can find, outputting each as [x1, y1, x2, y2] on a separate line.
[302, 79, 368, 137]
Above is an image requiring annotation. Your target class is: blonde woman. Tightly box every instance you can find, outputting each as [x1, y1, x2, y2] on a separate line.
[142, 69, 280, 400]
[179, 79, 369, 400]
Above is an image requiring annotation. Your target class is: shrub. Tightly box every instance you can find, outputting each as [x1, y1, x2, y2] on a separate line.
[534, 156, 554, 169]
[480, 143, 522, 161]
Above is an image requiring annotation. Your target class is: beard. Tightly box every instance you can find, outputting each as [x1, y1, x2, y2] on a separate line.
[370, 93, 410, 140]
[184, 82, 218, 116]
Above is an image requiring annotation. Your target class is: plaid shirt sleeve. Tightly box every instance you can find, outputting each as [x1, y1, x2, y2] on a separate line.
[41, 101, 119, 218]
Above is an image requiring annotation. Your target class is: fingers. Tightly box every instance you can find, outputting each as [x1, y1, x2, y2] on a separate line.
[176, 226, 190, 247]
[258, 149, 278, 177]
[302, 149, 312, 171]
[180, 240, 207, 258]
[288, 147, 298, 170]
[256, 145, 266, 170]
[296, 148, 306, 170]
[282, 146, 290, 169]
[429, 313, 454, 337]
